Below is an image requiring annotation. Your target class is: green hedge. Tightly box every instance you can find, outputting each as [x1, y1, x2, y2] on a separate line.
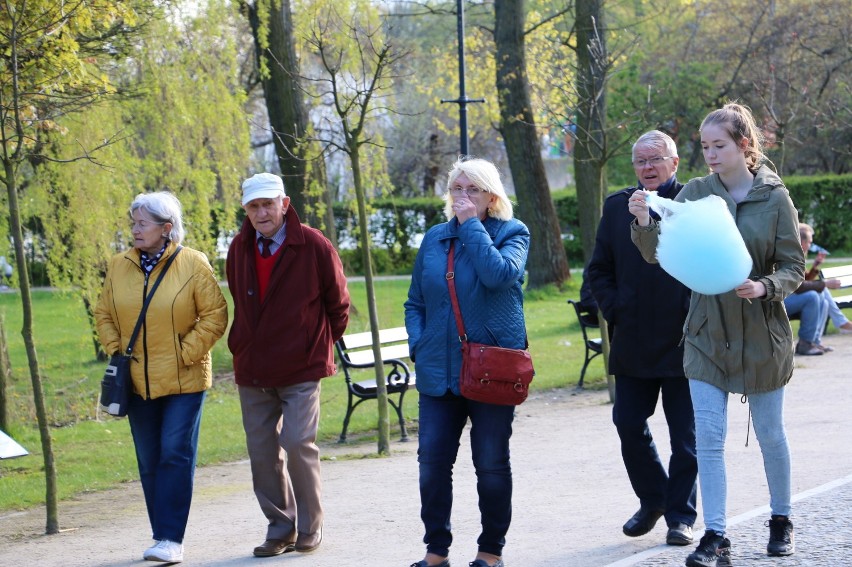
[786, 174, 852, 252]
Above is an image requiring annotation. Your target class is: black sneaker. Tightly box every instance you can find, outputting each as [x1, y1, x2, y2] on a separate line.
[766, 515, 795, 556]
[685, 530, 732, 567]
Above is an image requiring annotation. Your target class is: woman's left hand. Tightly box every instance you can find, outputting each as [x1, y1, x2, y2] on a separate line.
[735, 279, 766, 300]
[453, 197, 478, 224]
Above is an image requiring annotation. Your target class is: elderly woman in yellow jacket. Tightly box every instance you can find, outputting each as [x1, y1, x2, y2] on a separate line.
[95, 191, 227, 564]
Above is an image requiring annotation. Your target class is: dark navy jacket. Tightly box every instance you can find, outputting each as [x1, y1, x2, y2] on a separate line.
[587, 178, 690, 377]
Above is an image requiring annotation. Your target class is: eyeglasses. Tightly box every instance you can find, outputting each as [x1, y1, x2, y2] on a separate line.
[449, 187, 486, 197]
[130, 220, 164, 231]
[632, 156, 673, 168]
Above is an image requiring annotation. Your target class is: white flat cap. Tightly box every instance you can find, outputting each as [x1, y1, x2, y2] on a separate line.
[241, 173, 285, 205]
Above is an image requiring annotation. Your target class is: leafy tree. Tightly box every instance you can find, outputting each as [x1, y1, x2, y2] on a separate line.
[0, 0, 149, 535]
[29, 0, 249, 363]
[242, 0, 325, 227]
[303, 0, 407, 454]
[121, 0, 248, 259]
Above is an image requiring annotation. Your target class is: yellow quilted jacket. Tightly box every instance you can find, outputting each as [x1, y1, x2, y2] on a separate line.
[95, 242, 228, 400]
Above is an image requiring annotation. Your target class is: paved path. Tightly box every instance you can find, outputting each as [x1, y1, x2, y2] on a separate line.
[1, 334, 851, 566]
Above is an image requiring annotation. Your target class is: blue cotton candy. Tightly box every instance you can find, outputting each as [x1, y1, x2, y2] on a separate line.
[646, 193, 753, 295]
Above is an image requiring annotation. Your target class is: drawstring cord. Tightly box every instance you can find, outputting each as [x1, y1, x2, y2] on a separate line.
[742, 393, 751, 447]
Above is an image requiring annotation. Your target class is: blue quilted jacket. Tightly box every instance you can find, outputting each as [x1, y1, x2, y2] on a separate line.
[404, 215, 530, 397]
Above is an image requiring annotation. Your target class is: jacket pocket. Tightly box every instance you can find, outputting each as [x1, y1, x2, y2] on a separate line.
[685, 307, 708, 337]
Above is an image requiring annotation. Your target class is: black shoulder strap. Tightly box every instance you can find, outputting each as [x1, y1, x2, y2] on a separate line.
[124, 246, 183, 356]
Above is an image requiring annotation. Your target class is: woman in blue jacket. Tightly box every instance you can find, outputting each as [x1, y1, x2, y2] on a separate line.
[405, 157, 530, 567]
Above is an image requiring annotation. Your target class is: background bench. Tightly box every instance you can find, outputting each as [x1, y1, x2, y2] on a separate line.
[788, 263, 852, 331]
[820, 264, 852, 310]
[335, 326, 415, 443]
[566, 299, 602, 389]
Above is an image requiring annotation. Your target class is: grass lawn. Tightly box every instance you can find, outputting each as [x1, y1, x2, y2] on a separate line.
[3, 262, 852, 513]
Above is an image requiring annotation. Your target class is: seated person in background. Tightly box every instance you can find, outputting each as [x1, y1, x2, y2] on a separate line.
[801, 224, 852, 336]
[785, 223, 843, 355]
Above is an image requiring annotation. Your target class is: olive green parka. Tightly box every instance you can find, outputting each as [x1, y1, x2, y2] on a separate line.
[632, 165, 805, 394]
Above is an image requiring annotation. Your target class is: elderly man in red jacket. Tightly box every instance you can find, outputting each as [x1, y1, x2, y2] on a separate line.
[226, 173, 350, 558]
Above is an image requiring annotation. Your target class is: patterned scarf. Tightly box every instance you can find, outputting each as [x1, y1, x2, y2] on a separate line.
[140, 241, 169, 274]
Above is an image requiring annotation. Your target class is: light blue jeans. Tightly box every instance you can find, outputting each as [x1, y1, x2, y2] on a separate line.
[689, 379, 791, 535]
[824, 288, 850, 329]
[784, 290, 824, 343]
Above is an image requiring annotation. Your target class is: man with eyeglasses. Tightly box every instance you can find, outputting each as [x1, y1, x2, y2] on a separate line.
[587, 130, 698, 547]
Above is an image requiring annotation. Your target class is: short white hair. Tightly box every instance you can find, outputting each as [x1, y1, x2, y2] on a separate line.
[443, 157, 514, 221]
[130, 191, 185, 244]
[632, 130, 678, 158]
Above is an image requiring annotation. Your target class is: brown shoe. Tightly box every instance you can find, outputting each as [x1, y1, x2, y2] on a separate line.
[295, 527, 322, 553]
[253, 536, 296, 557]
[795, 340, 823, 356]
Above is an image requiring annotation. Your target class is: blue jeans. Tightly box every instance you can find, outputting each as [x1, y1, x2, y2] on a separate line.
[417, 392, 515, 557]
[613, 376, 697, 526]
[824, 288, 849, 329]
[784, 290, 823, 343]
[689, 380, 791, 535]
[128, 390, 206, 543]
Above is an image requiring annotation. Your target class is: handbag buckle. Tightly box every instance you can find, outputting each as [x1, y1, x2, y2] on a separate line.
[445, 271, 454, 280]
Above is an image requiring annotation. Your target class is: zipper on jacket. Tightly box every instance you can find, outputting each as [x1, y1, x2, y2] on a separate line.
[142, 270, 151, 400]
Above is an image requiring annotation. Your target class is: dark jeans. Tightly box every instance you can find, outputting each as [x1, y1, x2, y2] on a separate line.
[612, 376, 697, 526]
[417, 391, 515, 557]
[128, 390, 206, 543]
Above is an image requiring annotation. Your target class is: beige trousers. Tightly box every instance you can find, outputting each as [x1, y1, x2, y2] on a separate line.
[238, 381, 323, 540]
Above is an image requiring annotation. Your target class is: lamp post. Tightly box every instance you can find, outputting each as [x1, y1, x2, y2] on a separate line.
[441, 0, 484, 155]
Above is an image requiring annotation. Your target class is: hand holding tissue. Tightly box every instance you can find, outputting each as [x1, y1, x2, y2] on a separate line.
[645, 192, 753, 295]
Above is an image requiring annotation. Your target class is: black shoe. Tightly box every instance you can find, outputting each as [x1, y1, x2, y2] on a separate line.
[766, 515, 795, 556]
[685, 530, 732, 567]
[409, 560, 450, 567]
[666, 522, 694, 545]
[623, 507, 665, 537]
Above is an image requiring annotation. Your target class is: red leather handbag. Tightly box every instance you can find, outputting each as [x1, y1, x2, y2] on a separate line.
[447, 243, 534, 406]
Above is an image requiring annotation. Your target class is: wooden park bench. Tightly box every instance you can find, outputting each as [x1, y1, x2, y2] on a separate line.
[335, 326, 416, 443]
[820, 264, 852, 311]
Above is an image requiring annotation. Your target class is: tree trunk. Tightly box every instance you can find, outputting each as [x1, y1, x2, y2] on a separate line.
[4, 160, 59, 533]
[423, 133, 441, 196]
[494, 0, 570, 289]
[0, 314, 10, 432]
[246, 0, 319, 226]
[82, 296, 107, 361]
[350, 147, 391, 455]
[574, 0, 608, 262]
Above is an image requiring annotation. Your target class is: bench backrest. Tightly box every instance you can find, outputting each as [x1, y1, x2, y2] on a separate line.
[336, 326, 411, 367]
[820, 265, 852, 289]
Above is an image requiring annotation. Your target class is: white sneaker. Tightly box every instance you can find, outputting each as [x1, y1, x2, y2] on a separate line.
[143, 539, 183, 562]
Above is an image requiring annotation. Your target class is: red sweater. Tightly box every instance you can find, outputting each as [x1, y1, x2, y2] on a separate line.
[254, 245, 280, 302]
[226, 207, 350, 387]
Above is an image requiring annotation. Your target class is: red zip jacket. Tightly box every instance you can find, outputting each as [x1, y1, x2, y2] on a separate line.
[226, 207, 350, 387]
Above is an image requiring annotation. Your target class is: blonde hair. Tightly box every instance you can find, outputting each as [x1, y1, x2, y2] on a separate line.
[799, 223, 814, 242]
[700, 102, 766, 172]
[442, 157, 514, 221]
